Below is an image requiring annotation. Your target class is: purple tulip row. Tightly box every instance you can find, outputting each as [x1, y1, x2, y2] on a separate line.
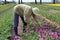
[25, 23, 60, 40]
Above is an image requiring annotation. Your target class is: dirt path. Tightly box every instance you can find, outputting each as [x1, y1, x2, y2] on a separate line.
[48, 10, 60, 13]
[17, 17, 23, 40]
[18, 17, 23, 35]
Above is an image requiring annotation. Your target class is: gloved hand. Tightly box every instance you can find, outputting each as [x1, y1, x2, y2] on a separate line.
[36, 22, 41, 27]
[36, 21, 40, 24]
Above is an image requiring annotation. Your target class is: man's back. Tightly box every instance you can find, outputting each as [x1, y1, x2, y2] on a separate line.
[14, 4, 32, 16]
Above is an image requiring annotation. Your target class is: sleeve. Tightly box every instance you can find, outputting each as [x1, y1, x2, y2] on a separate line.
[24, 8, 32, 24]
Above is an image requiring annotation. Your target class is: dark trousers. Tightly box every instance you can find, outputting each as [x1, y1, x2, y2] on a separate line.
[14, 13, 27, 35]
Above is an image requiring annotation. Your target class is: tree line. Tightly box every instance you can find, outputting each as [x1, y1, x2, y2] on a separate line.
[4, 0, 56, 4]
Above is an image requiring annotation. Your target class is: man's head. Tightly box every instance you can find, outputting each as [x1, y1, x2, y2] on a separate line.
[32, 7, 39, 14]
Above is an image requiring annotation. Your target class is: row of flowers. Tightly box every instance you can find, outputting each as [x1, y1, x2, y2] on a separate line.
[25, 22, 60, 40]
[47, 4, 60, 6]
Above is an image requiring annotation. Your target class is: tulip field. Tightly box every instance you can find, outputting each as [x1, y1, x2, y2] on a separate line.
[0, 4, 60, 40]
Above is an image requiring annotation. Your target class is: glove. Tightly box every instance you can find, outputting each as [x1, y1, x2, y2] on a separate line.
[36, 21, 40, 25]
[36, 22, 41, 27]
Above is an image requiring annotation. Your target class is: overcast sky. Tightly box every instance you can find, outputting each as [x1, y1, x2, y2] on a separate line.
[2, 0, 53, 2]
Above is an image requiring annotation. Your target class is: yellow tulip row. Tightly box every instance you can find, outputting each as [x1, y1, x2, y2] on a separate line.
[47, 4, 60, 6]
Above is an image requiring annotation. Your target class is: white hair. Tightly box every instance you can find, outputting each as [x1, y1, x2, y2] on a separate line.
[32, 7, 39, 14]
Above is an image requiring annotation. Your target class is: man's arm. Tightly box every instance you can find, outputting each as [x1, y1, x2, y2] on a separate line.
[32, 13, 60, 28]
[31, 13, 40, 24]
